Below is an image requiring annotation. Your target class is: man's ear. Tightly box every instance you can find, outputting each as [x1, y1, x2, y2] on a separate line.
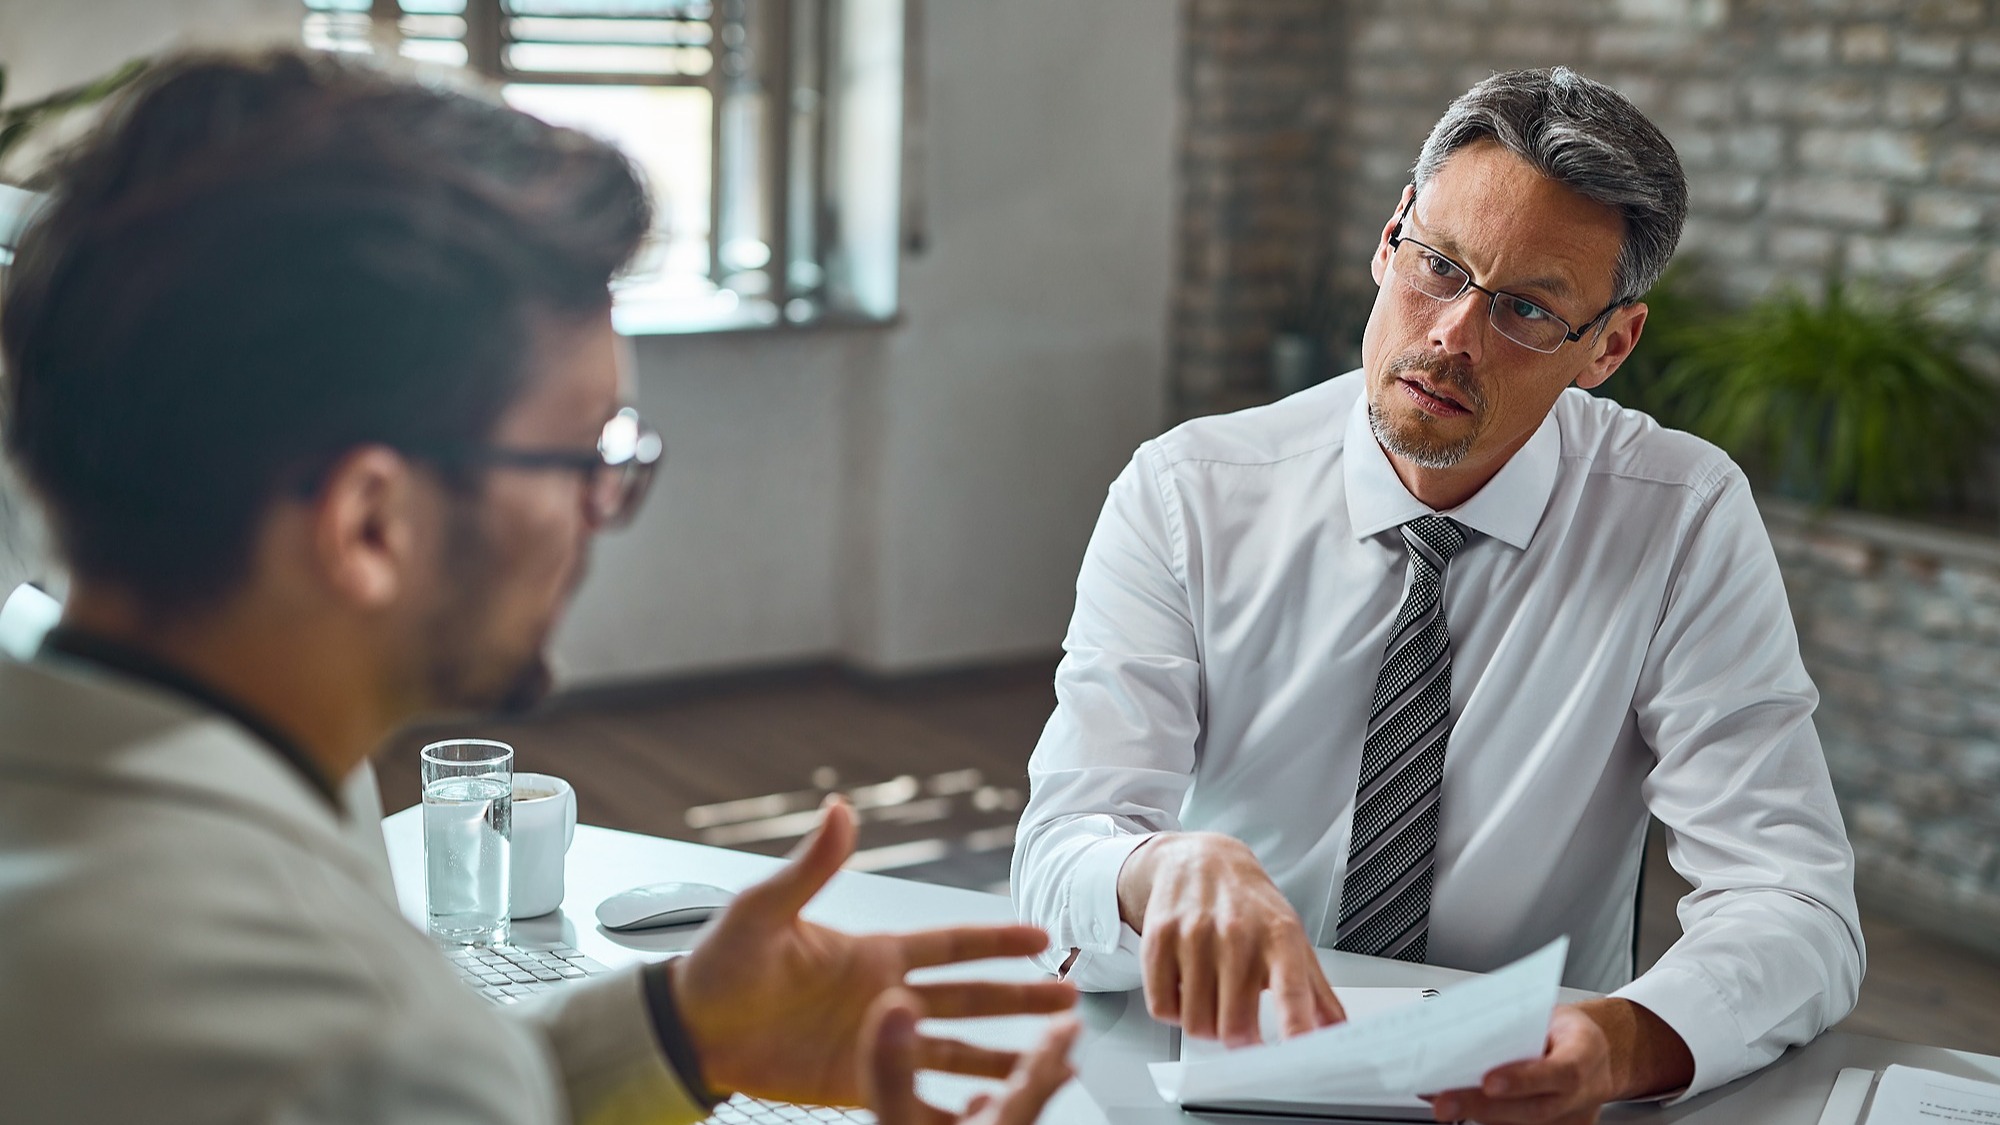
[1574, 302, 1648, 392]
[1370, 184, 1416, 287]
[311, 446, 429, 610]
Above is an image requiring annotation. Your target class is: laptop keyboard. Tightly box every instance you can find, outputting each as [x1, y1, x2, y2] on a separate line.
[443, 941, 876, 1125]
[442, 940, 608, 1003]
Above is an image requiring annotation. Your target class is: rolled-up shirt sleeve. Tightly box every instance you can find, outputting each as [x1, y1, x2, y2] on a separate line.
[1617, 470, 1866, 1101]
[1011, 443, 1205, 991]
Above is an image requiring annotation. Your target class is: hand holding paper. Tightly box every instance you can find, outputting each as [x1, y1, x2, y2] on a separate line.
[1149, 937, 1569, 1113]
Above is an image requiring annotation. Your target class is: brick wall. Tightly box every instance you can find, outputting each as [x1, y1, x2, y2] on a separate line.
[1172, 0, 1344, 417]
[1765, 498, 2000, 956]
[1175, 0, 2000, 415]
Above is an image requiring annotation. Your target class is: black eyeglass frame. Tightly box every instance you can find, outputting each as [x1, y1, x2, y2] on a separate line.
[423, 407, 664, 530]
[1386, 210, 1628, 354]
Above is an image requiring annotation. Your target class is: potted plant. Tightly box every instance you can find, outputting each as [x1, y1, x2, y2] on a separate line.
[1589, 261, 1717, 424]
[0, 58, 150, 173]
[1653, 279, 1997, 515]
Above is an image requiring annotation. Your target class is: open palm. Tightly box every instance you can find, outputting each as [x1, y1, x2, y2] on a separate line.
[673, 800, 1076, 1106]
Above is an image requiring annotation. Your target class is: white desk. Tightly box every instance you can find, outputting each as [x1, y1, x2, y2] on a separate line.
[382, 811, 2000, 1125]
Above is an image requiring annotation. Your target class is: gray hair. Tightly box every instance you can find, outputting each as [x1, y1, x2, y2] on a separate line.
[1412, 67, 1687, 308]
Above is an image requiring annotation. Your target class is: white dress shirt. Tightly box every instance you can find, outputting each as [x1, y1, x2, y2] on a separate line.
[1012, 370, 1864, 1100]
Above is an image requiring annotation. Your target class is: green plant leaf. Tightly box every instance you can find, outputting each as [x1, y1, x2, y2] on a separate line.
[1650, 277, 1995, 514]
[0, 56, 149, 173]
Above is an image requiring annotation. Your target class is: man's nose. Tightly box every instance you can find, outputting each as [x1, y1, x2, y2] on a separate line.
[1428, 288, 1486, 363]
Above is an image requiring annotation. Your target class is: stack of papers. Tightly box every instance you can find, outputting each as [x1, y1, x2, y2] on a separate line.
[1863, 1065, 2000, 1124]
[1149, 937, 1568, 1113]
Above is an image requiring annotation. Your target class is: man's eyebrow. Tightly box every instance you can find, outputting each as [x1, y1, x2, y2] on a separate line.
[1410, 222, 1577, 302]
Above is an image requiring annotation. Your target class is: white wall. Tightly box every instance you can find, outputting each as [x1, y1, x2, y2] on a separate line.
[0, 0, 298, 104]
[550, 328, 862, 681]
[0, 0, 1180, 682]
[845, 0, 1177, 671]
[556, 0, 1178, 680]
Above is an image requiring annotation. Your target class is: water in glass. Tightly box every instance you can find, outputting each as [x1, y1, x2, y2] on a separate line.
[423, 775, 513, 944]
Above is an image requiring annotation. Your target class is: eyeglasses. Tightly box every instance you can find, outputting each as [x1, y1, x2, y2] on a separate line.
[1387, 214, 1625, 354]
[435, 407, 664, 529]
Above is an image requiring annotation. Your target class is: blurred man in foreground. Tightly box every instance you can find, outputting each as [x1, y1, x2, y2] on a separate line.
[0, 50, 1075, 1124]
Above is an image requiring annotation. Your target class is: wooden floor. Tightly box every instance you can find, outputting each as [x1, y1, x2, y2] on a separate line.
[377, 659, 2000, 1056]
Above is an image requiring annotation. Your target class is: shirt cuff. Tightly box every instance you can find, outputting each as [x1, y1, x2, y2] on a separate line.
[1612, 963, 1745, 1104]
[1074, 830, 1154, 953]
[644, 959, 726, 1110]
[515, 964, 712, 1125]
[1039, 832, 1153, 991]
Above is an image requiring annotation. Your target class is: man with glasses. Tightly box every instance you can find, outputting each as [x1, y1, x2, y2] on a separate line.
[1015, 67, 1863, 1123]
[0, 52, 1079, 1124]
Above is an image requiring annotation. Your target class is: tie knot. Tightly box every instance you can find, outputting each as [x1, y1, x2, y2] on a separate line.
[1401, 515, 1466, 568]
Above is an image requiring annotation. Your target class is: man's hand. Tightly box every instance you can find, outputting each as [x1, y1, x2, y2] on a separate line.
[1423, 999, 1694, 1124]
[675, 799, 1079, 1105]
[862, 988, 1080, 1125]
[1116, 832, 1344, 1046]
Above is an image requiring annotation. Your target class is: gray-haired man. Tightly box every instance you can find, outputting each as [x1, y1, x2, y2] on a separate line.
[1014, 67, 1863, 1122]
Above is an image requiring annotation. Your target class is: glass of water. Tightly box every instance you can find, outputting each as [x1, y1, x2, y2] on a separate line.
[421, 738, 513, 945]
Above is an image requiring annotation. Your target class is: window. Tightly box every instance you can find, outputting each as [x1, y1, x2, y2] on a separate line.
[303, 0, 904, 333]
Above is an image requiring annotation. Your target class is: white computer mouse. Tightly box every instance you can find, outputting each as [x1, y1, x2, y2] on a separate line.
[595, 882, 738, 931]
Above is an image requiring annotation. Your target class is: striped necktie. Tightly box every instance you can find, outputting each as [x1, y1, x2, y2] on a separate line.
[1334, 514, 1467, 962]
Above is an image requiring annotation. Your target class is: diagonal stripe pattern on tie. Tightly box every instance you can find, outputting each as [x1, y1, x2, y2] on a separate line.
[1335, 515, 1467, 963]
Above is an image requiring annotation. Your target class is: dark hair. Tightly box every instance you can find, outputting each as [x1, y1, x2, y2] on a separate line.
[1, 50, 649, 613]
[1414, 67, 1687, 306]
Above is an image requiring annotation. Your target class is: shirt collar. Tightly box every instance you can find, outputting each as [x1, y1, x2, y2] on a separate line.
[37, 626, 343, 813]
[1343, 385, 1561, 551]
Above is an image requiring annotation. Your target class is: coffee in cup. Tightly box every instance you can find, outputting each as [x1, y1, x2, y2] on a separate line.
[509, 772, 576, 919]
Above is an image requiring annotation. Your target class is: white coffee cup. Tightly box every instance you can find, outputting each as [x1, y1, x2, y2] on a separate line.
[510, 772, 576, 919]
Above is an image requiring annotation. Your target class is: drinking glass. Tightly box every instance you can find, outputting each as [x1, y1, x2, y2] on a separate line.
[421, 738, 513, 945]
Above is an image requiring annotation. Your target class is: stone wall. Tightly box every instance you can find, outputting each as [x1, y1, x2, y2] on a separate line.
[1765, 499, 2000, 956]
[1174, 0, 2000, 415]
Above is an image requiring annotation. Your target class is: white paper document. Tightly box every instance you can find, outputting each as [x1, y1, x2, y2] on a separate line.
[1864, 1065, 2000, 1125]
[1178, 986, 1443, 1066]
[1149, 936, 1568, 1111]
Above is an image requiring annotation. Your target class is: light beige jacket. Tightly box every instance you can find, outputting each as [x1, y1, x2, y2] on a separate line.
[0, 654, 705, 1124]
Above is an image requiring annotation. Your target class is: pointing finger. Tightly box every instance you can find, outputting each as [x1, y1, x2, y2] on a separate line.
[1215, 936, 1262, 1046]
[1143, 930, 1182, 1024]
[1178, 931, 1219, 1040]
[1268, 951, 1325, 1039]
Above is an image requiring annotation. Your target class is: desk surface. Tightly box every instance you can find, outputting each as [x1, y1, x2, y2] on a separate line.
[382, 811, 2000, 1125]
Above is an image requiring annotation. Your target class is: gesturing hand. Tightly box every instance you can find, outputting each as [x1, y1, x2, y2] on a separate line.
[674, 799, 1078, 1106]
[1117, 832, 1345, 1046]
[862, 988, 1080, 1125]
